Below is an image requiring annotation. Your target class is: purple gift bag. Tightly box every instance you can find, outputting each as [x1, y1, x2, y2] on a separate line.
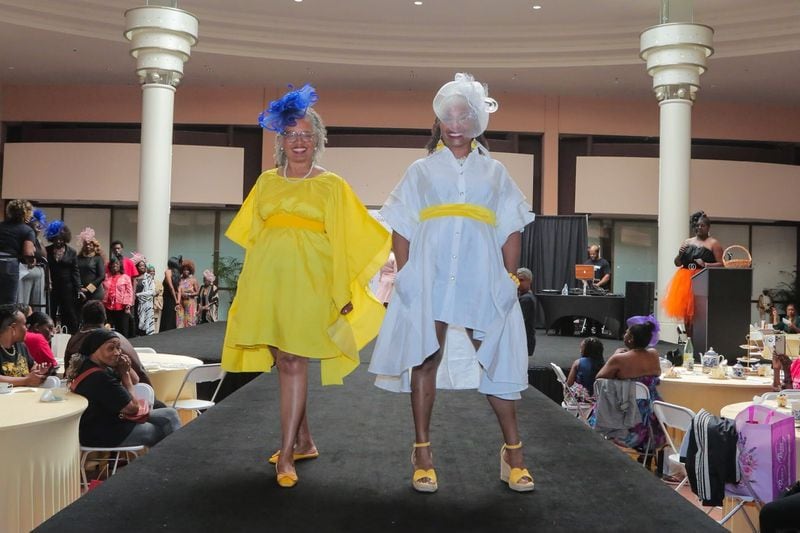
[734, 404, 797, 503]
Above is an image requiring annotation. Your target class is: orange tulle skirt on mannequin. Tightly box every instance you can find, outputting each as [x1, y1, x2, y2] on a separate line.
[662, 268, 695, 321]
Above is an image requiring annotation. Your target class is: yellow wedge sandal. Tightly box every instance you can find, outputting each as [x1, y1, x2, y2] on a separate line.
[411, 442, 438, 493]
[500, 442, 534, 492]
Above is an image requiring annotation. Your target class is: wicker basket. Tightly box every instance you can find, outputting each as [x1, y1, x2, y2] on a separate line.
[723, 245, 752, 268]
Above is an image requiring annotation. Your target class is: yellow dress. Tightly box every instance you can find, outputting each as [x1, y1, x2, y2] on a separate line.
[222, 168, 391, 385]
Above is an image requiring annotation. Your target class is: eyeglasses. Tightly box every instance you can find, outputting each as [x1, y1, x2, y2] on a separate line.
[281, 131, 315, 143]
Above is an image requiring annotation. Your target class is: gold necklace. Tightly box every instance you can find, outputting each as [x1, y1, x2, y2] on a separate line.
[0, 343, 16, 357]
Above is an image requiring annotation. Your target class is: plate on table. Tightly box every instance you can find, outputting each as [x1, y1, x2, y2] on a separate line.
[708, 375, 729, 380]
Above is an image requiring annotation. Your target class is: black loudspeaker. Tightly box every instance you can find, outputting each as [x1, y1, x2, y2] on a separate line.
[625, 281, 655, 321]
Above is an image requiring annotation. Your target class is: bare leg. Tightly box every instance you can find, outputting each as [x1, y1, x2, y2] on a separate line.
[466, 328, 532, 484]
[410, 320, 448, 472]
[273, 349, 310, 477]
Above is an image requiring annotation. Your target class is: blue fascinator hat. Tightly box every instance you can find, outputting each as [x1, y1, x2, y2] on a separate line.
[45, 220, 65, 241]
[258, 83, 318, 133]
[32, 209, 47, 228]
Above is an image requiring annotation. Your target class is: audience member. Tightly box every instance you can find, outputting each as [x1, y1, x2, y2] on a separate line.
[0, 304, 48, 386]
[76, 227, 106, 306]
[17, 204, 48, 312]
[24, 311, 59, 370]
[0, 200, 36, 306]
[149, 265, 164, 333]
[176, 259, 199, 328]
[45, 221, 81, 333]
[592, 315, 665, 452]
[109, 240, 138, 281]
[566, 336, 604, 398]
[198, 269, 219, 324]
[65, 300, 153, 388]
[159, 256, 181, 332]
[132, 253, 155, 336]
[103, 257, 133, 337]
[772, 303, 800, 333]
[66, 329, 180, 448]
[517, 267, 536, 357]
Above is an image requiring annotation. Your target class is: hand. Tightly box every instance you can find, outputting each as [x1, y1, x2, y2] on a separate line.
[124, 305, 132, 315]
[32, 362, 51, 377]
[678, 243, 688, 254]
[694, 259, 706, 268]
[340, 302, 353, 315]
[116, 354, 132, 374]
[24, 372, 46, 386]
[772, 308, 780, 322]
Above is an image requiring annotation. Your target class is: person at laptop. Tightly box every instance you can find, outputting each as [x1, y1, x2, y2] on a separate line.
[585, 245, 610, 290]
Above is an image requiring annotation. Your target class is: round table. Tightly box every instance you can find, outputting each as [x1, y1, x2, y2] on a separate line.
[658, 368, 774, 415]
[0, 387, 87, 533]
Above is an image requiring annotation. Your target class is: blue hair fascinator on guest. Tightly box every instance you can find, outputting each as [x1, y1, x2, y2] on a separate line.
[32, 209, 47, 227]
[626, 314, 661, 347]
[45, 220, 65, 241]
[258, 83, 318, 133]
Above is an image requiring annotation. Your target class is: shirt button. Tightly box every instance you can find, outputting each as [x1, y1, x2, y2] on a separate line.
[450, 276, 455, 281]
[452, 255, 457, 259]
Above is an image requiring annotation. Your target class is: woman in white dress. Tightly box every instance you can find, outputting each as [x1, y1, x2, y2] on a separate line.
[369, 74, 535, 493]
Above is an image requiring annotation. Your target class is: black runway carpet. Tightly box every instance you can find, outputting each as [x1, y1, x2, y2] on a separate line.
[39, 326, 718, 533]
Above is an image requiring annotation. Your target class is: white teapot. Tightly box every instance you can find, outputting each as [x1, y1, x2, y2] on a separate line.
[701, 347, 725, 374]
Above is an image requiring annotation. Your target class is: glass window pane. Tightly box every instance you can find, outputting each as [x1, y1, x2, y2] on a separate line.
[612, 221, 658, 295]
[217, 210, 245, 320]
[169, 210, 215, 277]
[111, 209, 138, 259]
[65, 208, 112, 252]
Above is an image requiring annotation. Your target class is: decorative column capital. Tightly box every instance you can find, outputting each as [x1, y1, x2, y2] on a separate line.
[124, 5, 199, 87]
[640, 23, 714, 102]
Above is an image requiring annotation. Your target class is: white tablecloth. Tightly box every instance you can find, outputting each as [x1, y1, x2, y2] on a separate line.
[659, 368, 774, 415]
[0, 388, 87, 533]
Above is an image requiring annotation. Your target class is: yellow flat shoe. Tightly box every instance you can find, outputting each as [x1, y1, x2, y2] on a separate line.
[268, 449, 319, 465]
[500, 442, 534, 492]
[411, 442, 438, 493]
[276, 465, 298, 488]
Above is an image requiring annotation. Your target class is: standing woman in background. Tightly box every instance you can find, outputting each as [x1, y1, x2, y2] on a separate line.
[0, 200, 36, 306]
[222, 84, 390, 488]
[149, 265, 164, 333]
[198, 269, 219, 324]
[132, 254, 155, 336]
[159, 256, 181, 332]
[662, 211, 723, 338]
[45, 221, 81, 333]
[76, 228, 106, 310]
[176, 259, 199, 328]
[17, 205, 48, 312]
[102, 257, 133, 336]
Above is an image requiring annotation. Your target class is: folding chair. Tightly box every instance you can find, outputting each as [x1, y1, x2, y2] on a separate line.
[549, 362, 593, 422]
[761, 390, 800, 401]
[170, 363, 225, 415]
[652, 400, 696, 491]
[80, 445, 145, 491]
[633, 382, 656, 468]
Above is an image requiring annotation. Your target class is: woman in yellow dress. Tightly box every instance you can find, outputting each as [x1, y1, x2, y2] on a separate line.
[222, 84, 390, 488]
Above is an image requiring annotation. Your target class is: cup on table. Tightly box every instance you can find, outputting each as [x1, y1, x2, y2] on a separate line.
[0, 382, 13, 394]
[792, 400, 800, 425]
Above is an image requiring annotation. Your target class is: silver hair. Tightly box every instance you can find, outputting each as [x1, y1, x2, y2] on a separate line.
[273, 108, 328, 167]
[517, 267, 533, 280]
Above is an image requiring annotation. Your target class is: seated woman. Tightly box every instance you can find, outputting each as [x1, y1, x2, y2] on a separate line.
[24, 311, 59, 370]
[592, 316, 666, 452]
[66, 329, 181, 448]
[566, 336, 604, 400]
[0, 304, 48, 386]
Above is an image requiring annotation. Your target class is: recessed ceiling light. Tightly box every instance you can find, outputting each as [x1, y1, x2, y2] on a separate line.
[294, 0, 302, 3]
[414, 1, 423, 4]
[532, 5, 542, 9]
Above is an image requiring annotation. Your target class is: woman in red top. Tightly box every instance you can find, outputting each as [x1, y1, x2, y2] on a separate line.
[24, 311, 58, 369]
[102, 257, 133, 337]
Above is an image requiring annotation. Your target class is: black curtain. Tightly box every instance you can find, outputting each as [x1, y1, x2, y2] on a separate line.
[521, 215, 588, 293]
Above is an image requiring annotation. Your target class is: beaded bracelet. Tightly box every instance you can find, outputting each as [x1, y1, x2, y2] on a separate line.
[508, 272, 520, 287]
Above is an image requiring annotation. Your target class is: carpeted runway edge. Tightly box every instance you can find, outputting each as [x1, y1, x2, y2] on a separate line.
[36, 362, 723, 533]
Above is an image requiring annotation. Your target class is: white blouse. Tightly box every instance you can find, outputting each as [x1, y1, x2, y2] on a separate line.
[369, 145, 535, 393]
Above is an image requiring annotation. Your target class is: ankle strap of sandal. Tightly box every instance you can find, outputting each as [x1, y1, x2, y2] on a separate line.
[505, 441, 523, 450]
[413, 442, 431, 448]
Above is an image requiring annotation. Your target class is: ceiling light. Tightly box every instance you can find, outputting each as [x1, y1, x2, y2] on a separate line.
[414, 1, 423, 5]
[532, 5, 542, 9]
[294, 0, 303, 3]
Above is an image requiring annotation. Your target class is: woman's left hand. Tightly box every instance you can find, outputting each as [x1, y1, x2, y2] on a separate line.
[117, 354, 132, 374]
[340, 302, 353, 315]
[694, 259, 706, 268]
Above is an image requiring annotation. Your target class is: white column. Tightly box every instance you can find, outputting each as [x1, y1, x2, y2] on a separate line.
[640, 23, 713, 342]
[138, 84, 176, 275]
[657, 98, 692, 341]
[124, 4, 198, 273]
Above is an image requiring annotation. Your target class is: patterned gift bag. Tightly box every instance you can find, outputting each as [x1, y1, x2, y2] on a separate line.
[734, 404, 796, 503]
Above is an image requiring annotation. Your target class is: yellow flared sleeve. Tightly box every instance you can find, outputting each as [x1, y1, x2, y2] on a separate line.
[322, 176, 391, 384]
[224, 176, 262, 250]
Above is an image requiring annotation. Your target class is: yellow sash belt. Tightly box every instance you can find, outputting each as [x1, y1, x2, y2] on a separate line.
[265, 213, 325, 233]
[419, 203, 496, 226]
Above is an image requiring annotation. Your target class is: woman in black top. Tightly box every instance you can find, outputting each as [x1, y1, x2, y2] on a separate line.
[0, 200, 36, 306]
[159, 256, 181, 332]
[45, 221, 81, 333]
[76, 228, 106, 307]
[662, 211, 724, 337]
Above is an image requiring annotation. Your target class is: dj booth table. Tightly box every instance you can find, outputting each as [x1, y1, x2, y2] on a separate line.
[537, 293, 626, 339]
